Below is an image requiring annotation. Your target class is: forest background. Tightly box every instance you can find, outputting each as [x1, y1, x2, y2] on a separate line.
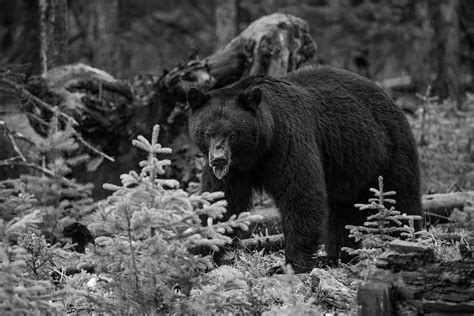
[0, 1, 473, 314]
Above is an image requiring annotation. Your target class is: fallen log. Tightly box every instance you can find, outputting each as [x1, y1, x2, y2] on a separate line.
[375, 75, 414, 91]
[85, 191, 473, 256]
[357, 240, 474, 315]
[374, 74, 472, 92]
[2, 13, 317, 199]
[161, 13, 316, 94]
[65, 14, 315, 197]
[247, 191, 474, 235]
[422, 191, 473, 218]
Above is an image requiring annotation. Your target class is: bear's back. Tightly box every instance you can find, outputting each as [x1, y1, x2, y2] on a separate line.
[286, 66, 391, 106]
[285, 65, 403, 124]
[286, 65, 377, 90]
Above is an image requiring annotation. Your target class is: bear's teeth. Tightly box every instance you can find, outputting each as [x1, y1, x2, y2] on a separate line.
[213, 165, 229, 179]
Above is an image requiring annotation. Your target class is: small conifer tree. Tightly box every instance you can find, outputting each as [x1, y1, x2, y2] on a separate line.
[0, 199, 90, 314]
[0, 115, 94, 237]
[343, 176, 422, 258]
[89, 124, 261, 314]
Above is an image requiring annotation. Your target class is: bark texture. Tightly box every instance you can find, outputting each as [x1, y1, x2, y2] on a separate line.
[358, 240, 474, 315]
[429, 0, 462, 108]
[215, 0, 240, 49]
[86, 0, 121, 76]
[39, 0, 68, 75]
[160, 13, 317, 96]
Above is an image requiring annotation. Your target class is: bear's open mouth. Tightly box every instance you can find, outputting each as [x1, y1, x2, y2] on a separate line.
[212, 165, 229, 179]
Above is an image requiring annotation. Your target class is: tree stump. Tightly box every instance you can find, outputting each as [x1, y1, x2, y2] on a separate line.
[357, 240, 474, 315]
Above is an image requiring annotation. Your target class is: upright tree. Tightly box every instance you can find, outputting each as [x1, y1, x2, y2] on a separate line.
[429, 0, 462, 108]
[460, 0, 474, 92]
[86, 0, 121, 76]
[39, 0, 68, 76]
[215, 0, 240, 49]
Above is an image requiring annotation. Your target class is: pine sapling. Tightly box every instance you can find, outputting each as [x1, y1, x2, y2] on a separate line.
[17, 232, 55, 279]
[0, 195, 94, 314]
[343, 176, 422, 258]
[90, 124, 261, 314]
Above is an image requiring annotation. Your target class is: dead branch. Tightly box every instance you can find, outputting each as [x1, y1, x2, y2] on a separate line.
[7, 133, 27, 162]
[0, 158, 74, 186]
[74, 133, 114, 162]
[1, 77, 77, 125]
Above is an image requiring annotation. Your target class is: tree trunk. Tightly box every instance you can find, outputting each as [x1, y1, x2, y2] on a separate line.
[215, 0, 240, 49]
[39, 0, 68, 76]
[460, 0, 474, 90]
[429, 0, 462, 109]
[86, 0, 121, 77]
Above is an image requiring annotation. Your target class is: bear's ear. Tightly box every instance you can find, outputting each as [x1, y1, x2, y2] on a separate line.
[187, 87, 209, 111]
[239, 87, 262, 111]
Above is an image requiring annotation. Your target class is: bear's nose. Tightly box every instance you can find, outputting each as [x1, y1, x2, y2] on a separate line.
[210, 157, 228, 168]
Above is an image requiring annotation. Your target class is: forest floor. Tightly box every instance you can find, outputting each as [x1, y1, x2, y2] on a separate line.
[2, 96, 473, 315]
[66, 97, 474, 314]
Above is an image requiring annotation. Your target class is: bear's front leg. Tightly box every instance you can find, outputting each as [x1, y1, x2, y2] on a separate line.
[281, 192, 328, 273]
[202, 164, 254, 219]
[200, 165, 255, 264]
[268, 160, 329, 274]
[201, 164, 225, 194]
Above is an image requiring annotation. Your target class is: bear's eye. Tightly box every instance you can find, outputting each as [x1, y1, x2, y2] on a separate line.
[204, 131, 211, 140]
[229, 132, 237, 140]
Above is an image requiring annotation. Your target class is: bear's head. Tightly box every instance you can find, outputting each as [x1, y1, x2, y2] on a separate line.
[187, 87, 263, 179]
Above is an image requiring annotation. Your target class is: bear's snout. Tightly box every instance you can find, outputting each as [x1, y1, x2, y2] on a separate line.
[210, 156, 228, 168]
[209, 148, 231, 179]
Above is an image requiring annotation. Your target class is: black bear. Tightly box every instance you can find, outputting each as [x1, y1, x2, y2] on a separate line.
[187, 65, 421, 273]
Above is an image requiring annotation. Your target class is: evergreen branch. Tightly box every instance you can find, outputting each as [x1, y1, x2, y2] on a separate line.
[164, 216, 252, 242]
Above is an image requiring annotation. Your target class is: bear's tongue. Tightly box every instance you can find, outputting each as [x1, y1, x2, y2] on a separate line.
[212, 165, 229, 179]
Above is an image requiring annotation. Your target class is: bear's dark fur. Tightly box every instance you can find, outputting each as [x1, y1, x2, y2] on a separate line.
[187, 65, 421, 273]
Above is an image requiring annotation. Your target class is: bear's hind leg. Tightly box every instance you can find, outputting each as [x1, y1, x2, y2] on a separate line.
[326, 199, 371, 262]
